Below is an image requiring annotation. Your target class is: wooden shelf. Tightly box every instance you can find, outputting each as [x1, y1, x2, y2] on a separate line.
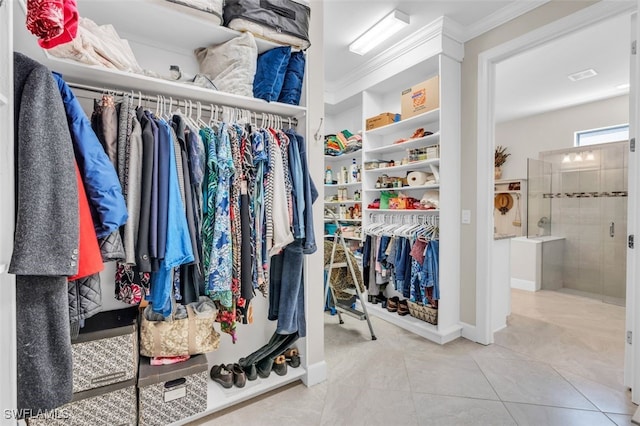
[365, 109, 440, 137]
[366, 133, 440, 155]
[363, 159, 439, 173]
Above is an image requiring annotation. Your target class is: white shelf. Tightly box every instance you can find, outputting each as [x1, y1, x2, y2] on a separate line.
[325, 182, 361, 188]
[365, 109, 440, 137]
[324, 217, 362, 223]
[365, 184, 440, 192]
[13, 0, 305, 117]
[364, 159, 440, 173]
[362, 302, 461, 345]
[494, 190, 521, 194]
[0, 93, 7, 106]
[324, 235, 363, 241]
[324, 200, 362, 205]
[324, 150, 362, 161]
[175, 368, 307, 425]
[366, 133, 440, 154]
[365, 208, 440, 214]
[76, 0, 283, 54]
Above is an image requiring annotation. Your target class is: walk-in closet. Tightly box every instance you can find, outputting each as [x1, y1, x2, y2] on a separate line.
[0, 0, 325, 423]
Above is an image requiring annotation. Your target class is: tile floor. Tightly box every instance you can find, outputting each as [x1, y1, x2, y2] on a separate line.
[191, 289, 637, 425]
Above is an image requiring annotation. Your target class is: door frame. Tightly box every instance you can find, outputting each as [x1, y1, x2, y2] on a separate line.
[475, 0, 639, 402]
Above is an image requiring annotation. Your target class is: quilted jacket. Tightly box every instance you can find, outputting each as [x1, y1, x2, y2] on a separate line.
[68, 273, 102, 339]
[52, 72, 128, 238]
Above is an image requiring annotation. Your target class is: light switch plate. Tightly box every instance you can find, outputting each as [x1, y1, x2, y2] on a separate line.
[461, 210, 471, 224]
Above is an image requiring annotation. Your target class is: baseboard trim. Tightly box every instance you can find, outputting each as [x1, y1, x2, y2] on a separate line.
[302, 360, 327, 387]
[511, 278, 538, 292]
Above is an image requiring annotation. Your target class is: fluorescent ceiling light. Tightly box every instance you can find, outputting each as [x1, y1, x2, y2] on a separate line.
[568, 69, 598, 82]
[574, 152, 583, 162]
[349, 10, 410, 56]
[562, 154, 571, 163]
[586, 151, 595, 161]
[616, 83, 630, 90]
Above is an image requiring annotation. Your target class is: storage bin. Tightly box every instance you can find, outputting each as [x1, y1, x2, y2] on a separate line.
[138, 354, 209, 426]
[26, 380, 137, 426]
[71, 307, 138, 393]
[407, 300, 438, 325]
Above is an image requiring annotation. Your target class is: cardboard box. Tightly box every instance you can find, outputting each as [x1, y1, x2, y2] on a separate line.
[401, 76, 440, 119]
[366, 113, 398, 131]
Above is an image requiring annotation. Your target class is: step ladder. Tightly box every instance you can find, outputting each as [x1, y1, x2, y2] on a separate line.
[324, 208, 376, 340]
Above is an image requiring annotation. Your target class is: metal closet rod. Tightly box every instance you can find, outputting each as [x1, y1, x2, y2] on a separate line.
[67, 82, 299, 127]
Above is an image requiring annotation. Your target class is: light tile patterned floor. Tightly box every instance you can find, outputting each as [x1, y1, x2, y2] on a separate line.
[191, 289, 637, 425]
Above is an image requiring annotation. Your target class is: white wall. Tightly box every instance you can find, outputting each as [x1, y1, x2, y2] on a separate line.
[460, 0, 600, 326]
[325, 104, 362, 135]
[495, 94, 629, 180]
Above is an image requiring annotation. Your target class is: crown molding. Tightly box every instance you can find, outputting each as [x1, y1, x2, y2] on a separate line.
[463, 0, 551, 41]
[325, 16, 457, 104]
[325, 0, 553, 104]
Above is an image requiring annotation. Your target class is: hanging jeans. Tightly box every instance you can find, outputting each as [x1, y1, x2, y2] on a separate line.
[421, 240, 440, 301]
[268, 239, 306, 337]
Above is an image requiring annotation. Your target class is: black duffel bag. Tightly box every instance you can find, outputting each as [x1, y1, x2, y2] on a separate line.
[224, 0, 310, 50]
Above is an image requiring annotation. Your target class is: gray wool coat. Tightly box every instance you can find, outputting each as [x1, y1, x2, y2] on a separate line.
[11, 52, 79, 412]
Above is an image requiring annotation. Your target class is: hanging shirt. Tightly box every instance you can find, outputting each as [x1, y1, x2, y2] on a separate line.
[207, 123, 235, 308]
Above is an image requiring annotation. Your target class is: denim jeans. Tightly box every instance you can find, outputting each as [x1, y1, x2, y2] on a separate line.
[254, 46, 291, 102]
[286, 131, 305, 239]
[278, 51, 306, 105]
[291, 131, 317, 254]
[269, 239, 306, 337]
[421, 240, 440, 300]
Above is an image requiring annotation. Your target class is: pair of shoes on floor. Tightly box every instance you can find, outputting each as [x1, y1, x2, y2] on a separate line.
[257, 354, 288, 379]
[283, 347, 301, 368]
[210, 363, 246, 389]
[387, 296, 409, 316]
[369, 294, 387, 308]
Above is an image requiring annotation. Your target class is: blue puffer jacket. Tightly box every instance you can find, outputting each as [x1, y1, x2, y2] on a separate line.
[52, 73, 128, 238]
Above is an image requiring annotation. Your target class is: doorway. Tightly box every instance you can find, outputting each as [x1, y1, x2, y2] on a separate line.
[476, 1, 640, 405]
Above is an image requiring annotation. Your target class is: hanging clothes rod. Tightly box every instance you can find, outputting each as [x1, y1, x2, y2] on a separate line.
[67, 82, 299, 127]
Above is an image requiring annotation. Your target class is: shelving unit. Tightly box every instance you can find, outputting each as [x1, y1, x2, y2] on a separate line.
[324, 24, 463, 345]
[10, 0, 324, 421]
[324, 182, 361, 188]
[494, 178, 528, 237]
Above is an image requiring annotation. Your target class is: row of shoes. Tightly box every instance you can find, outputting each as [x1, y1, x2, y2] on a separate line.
[210, 348, 301, 389]
[368, 294, 409, 316]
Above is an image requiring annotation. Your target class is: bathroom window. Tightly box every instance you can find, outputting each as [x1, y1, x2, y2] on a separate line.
[575, 124, 629, 147]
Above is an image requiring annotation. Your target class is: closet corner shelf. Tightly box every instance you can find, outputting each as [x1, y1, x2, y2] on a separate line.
[324, 200, 362, 205]
[365, 184, 440, 192]
[364, 109, 440, 137]
[363, 159, 439, 174]
[324, 182, 361, 188]
[366, 133, 440, 155]
[324, 217, 361, 223]
[365, 208, 440, 214]
[362, 302, 461, 345]
[324, 150, 362, 161]
[324, 234, 363, 241]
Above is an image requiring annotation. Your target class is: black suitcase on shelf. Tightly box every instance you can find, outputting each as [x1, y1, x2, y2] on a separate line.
[223, 0, 311, 49]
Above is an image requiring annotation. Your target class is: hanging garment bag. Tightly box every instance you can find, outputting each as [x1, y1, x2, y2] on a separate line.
[223, 0, 311, 50]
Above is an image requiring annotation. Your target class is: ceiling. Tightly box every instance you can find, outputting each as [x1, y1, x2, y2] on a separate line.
[495, 12, 631, 123]
[324, 1, 632, 123]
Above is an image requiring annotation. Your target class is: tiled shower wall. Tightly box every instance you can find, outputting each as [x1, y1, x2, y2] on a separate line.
[540, 141, 628, 302]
